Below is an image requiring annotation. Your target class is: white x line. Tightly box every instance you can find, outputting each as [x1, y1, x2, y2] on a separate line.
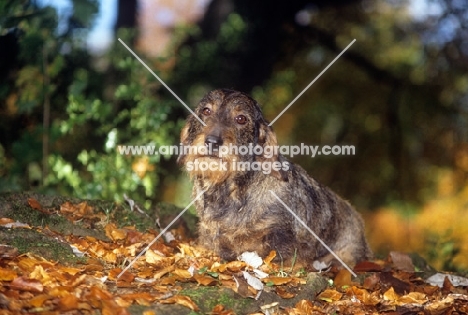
[269, 190, 357, 277]
[118, 38, 206, 126]
[268, 39, 356, 126]
[116, 189, 206, 279]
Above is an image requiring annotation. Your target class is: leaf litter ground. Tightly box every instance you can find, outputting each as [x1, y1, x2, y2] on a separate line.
[0, 193, 467, 314]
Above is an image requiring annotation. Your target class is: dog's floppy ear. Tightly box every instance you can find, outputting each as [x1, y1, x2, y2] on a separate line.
[177, 123, 190, 165]
[258, 122, 289, 181]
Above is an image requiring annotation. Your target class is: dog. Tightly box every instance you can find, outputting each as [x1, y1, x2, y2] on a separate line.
[178, 89, 372, 267]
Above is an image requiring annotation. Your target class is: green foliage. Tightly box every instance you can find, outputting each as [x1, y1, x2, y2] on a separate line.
[0, 2, 179, 208]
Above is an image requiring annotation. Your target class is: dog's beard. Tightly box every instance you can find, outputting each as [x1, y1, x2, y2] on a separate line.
[181, 135, 238, 186]
[183, 141, 262, 188]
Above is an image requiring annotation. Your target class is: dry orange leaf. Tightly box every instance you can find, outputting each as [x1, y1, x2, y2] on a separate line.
[264, 276, 292, 285]
[220, 279, 238, 291]
[194, 274, 218, 286]
[28, 198, 45, 212]
[10, 277, 44, 293]
[102, 299, 131, 315]
[295, 299, 316, 314]
[178, 242, 196, 256]
[346, 286, 380, 306]
[29, 265, 55, 286]
[160, 295, 200, 311]
[60, 201, 94, 220]
[28, 294, 52, 308]
[173, 268, 192, 279]
[146, 249, 174, 265]
[317, 289, 343, 302]
[105, 224, 128, 241]
[119, 292, 156, 303]
[334, 269, 352, 287]
[60, 201, 78, 214]
[222, 261, 246, 272]
[211, 304, 236, 315]
[263, 250, 277, 265]
[18, 256, 55, 271]
[109, 268, 134, 282]
[0, 267, 17, 281]
[0, 218, 15, 225]
[383, 287, 399, 301]
[397, 292, 427, 304]
[353, 260, 383, 272]
[154, 265, 175, 279]
[58, 294, 79, 311]
[88, 286, 114, 300]
[59, 266, 83, 276]
[276, 286, 296, 299]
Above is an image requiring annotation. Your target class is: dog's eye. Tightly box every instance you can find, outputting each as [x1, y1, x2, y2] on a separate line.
[202, 108, 211, 116]
[235, 115, 247, 125]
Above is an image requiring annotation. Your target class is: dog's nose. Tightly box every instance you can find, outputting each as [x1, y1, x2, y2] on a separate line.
[205, 135, 223, 149]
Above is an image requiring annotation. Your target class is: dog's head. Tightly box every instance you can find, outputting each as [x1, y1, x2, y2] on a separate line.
[178, 89, 287, 184]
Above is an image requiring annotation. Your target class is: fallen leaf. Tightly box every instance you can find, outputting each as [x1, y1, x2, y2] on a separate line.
[317, 289, 343, 302]
[3, 221, 30, 228]
[442, 275, 455, 294]
[264, 276, 292, 286]
[105, 224, 127, 241]
[243, 271, 264, 291]
[109, 268, 135, 282]
[28, 294, 52, 308]
[0, 218, 15, 225]
[153, 265, 175, 279]
[211, 304, 236, 315]
[119, 292, 155, 303]
[145, 249, 174, 266]
[28, 198, 48, 213]
[426, 273, 468, 287]
[334, 269, 352, 288]
[397, 292, 426, 304]
[346, 286, 380, 306]
[58, 294, 79, 311]
[0, 267, 17, 281]
[276, 286, 295, 299]
[353, 261, 383, 272]
[213, 261, 246, 272]
[173, 268, 192, 279]
[424, 296, 454, 313]
[295, 299, 316, 313]
[263, 251, 276, 265]
[87, 286, 113, 300]
[379, 272, 411, 294]
[10, 277, 44, 293]
[383, 287, 399, 301]
[59, 266, 83, 276]
[260, 302, 280, 314]
[194, 274, 218, 286]
[160, 295, 200, 311]
[239, 251, 263, 268]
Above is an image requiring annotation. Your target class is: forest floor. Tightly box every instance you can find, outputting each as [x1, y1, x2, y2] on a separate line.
[0, 192, 467, 314]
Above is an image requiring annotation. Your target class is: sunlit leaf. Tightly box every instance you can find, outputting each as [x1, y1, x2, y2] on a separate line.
[317, 289, 343, 302]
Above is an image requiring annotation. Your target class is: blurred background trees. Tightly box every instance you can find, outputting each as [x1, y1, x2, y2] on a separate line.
[1, 0, 467, 271]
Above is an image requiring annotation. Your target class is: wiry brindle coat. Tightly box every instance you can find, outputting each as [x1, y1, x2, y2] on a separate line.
[178, 89, 372, 267]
